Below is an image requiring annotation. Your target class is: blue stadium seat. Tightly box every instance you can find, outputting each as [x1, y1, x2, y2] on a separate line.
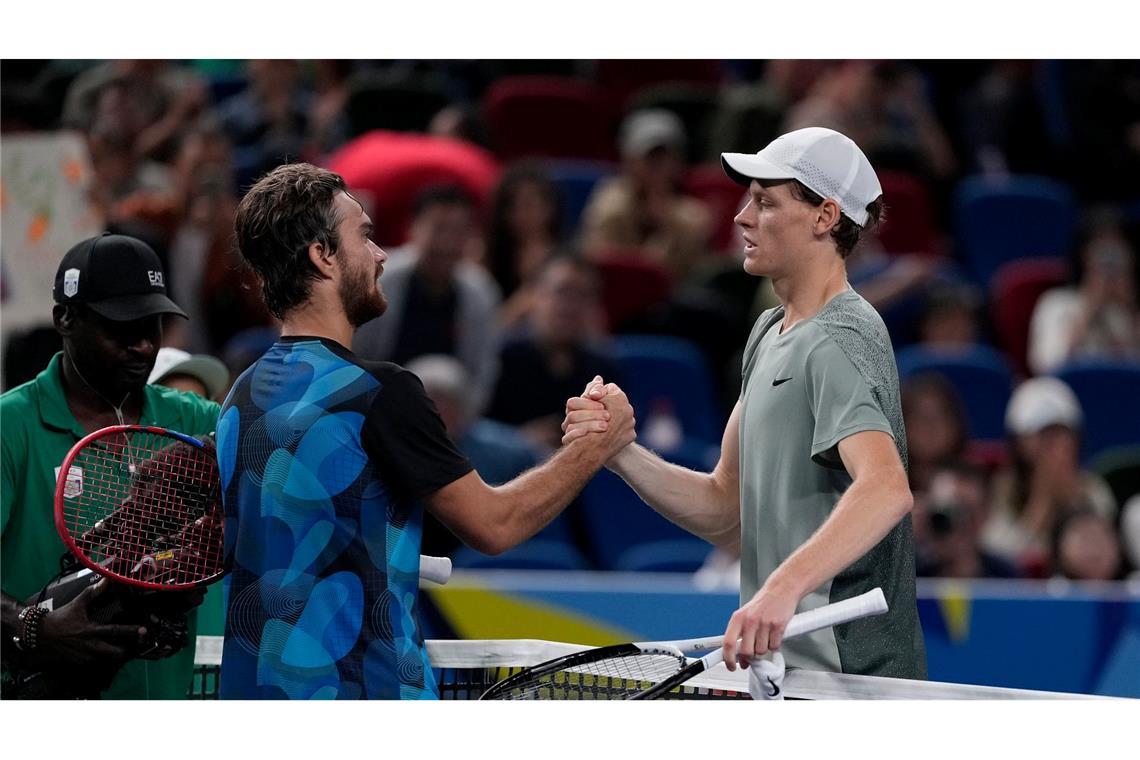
[614, 539, 713, 573]
[1053, 360, 1140, 464]
[895, 344, 1015, 442]
[579, 444, 716, 570]
[451, 540, 590, 571]
[609, 335, 725, 448]
[544, 159, 617, 233]
[952, 175, 1077, 284]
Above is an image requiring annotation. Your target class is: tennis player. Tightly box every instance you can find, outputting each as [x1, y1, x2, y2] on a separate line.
[564, 128, 927, 680]
[217, 163, 634, 699]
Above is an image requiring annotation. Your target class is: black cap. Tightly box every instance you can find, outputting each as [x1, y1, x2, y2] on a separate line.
[53, 233, 188, 321]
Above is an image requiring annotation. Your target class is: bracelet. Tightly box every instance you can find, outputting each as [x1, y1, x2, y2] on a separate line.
[12, 605, 48, 652]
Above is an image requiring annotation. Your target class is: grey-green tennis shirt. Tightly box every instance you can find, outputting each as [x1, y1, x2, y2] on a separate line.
[739, 289, 926, 679]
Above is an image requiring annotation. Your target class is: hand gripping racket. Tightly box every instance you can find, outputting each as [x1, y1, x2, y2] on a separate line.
[479, 587, 888, 700]
[55, 424, 454, 590]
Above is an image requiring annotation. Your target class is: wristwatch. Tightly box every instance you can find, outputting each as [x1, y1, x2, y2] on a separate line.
[12, 605, 48, 652]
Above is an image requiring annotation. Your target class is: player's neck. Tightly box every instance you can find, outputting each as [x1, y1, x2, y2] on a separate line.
[280, 298, 354, 351]
[774, 256, 849, 331]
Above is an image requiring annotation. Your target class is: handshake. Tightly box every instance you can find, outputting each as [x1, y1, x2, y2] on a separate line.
[560, 375, 638, 465]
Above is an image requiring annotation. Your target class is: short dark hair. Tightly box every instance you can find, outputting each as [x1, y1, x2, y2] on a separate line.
[412, 184, 475, 220]
[234, 163, 348, 319]
[786, 179, 885, 259]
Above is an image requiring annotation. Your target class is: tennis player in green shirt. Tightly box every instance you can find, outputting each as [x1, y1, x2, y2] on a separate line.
[1, 233, 219, 698]
[563, 128, 926, 683]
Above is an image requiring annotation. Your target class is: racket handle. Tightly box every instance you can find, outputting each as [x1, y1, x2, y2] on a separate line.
[419, 555, 452, 585]
[665, 587, 889, 653]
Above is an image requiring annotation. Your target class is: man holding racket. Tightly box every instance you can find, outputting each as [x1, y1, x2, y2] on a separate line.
[2, 233, 220, 698]
[220, 163, 634, 699]
[564, 128, 927, 681]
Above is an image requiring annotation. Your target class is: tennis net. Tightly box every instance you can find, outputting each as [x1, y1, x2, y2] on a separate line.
[191, 636, 1098, 699]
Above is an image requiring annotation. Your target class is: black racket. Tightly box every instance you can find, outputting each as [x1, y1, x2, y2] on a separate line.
[479, 588, 888, 700]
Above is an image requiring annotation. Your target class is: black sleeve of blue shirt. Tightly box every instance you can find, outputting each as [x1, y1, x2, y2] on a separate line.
[360, 364, 474, 499]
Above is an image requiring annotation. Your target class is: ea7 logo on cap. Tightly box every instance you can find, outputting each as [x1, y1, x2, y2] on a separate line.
[148, 270, 164, 287]
[63, 268, 80, 298]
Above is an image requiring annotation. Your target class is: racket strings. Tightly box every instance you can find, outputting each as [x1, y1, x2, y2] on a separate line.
[492, 652, 687, 700]
[63, 430, 224, 586]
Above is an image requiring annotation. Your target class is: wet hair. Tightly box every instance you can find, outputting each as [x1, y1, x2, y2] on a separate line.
[233, 163, 348, 319]
[785, 179, 885, 259]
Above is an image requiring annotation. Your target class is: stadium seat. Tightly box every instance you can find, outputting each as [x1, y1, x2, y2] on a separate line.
[610, 335, 725, 447]
[684, 163, 747, 254]
[989, 257, 1070, 376]
[594, 60, 724, 111]
[876, 170, 943, 257]
[952, 174, 1078, 284]
[579, 467, 698, 571]
[614, 539, 714, 573]
[593, 251, 675, 332]
[544, 159, 618, 234]
[451, 540, 590, 571]
[326, 130, 501, 247]
[1053, 360, 1140, 464]
[895, 344, 1016, 442]
[628, 83, 722, 163]
[481, 76, 615, 162]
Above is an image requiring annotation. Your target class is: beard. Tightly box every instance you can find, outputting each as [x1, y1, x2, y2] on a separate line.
[338, 262, 387, 328]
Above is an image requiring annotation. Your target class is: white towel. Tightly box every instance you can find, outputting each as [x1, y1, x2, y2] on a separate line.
[748, 651, 786, 701]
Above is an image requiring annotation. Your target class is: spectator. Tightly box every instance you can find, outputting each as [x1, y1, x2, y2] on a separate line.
[1052, 509, 1124, 581]
[1028, 222, 1140, 374]
[580, 109, 711, 281]
[62, 60, 206, 163]
[215, 60, 311, 185]
[916, 282, 984, 349]
[914, 462, 1020, 578]
[485, 161, 565, 330]
[784, 61, 956, 181]
[405, 354, 543, 557]
[901, 373, 969, 493]
[486, 254, 620, 452]
[353, 185, 501, 412]
[148, 347, 231, 402]
[982, 377, 1118, 574]
[306, 60, 353, 157]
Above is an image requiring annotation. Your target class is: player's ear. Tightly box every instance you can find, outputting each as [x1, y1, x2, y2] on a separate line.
[815, 198, 842, 235]
[308, 241, 336, 278]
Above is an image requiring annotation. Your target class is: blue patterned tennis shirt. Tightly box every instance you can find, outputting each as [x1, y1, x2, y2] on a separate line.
[215, 337, 471, 699]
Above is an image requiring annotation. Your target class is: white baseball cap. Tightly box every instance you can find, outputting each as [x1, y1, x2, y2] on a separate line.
[148, 347, 230, 400]
[1005, 377, 1083, 436]
[620, 109, 686, 159]
[721, 127, 882, 226]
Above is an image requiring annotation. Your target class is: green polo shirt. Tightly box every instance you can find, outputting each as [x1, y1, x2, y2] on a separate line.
[2, 353, 220, 698]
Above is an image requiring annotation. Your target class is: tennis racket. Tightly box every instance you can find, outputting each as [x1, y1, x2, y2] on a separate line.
[55, 424, 224, 590]
[479, 587, 888, 700]
[55, 424, 454, 590]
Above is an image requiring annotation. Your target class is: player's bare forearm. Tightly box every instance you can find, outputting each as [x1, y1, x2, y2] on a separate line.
[764, 431, 912, 601]
[428, 386, 636, 555]
[608, 442, 740, 546]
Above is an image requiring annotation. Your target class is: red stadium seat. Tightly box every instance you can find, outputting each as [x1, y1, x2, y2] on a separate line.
[481, 76, 616, 162]
[326, 130, 501, 247]
[684, 163, 747, 254]
[594, 60, 724, 111]
[592, 249, 674, 332]
[989, 257, 1069, 376]
[876, 170, 943, 257]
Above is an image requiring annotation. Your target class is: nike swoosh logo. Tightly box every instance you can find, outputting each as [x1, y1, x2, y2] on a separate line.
[772, 377, 792, 386]
[766, 678, 780, 698]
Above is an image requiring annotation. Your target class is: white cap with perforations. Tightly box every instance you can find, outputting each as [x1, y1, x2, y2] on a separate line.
[721, 127, 883, 226]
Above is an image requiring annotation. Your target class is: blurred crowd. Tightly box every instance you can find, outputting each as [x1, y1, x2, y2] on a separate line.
[3, 59, 1139, 583]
